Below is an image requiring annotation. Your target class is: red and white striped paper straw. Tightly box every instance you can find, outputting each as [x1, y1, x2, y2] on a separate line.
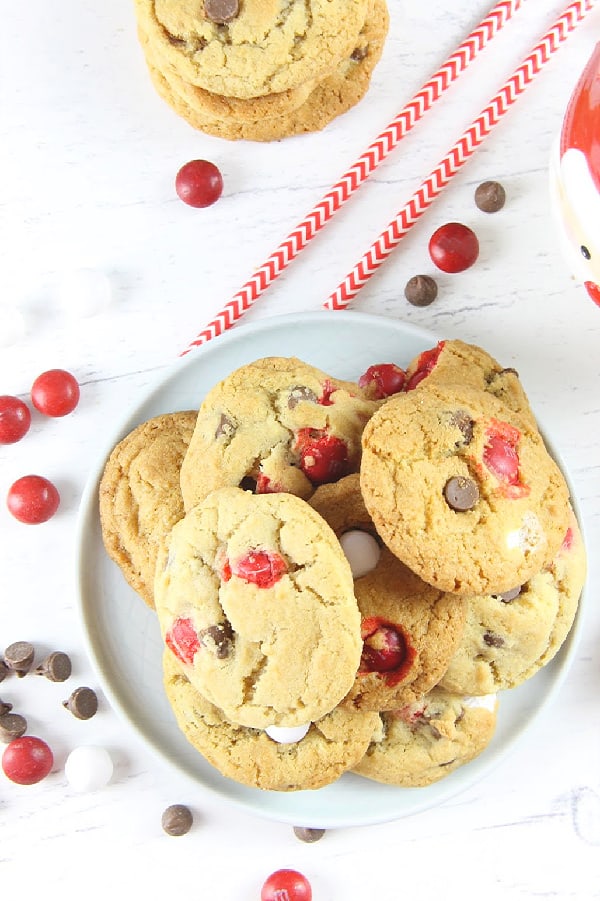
[181, 0, 524, 353]
[325, 0, 594, 310]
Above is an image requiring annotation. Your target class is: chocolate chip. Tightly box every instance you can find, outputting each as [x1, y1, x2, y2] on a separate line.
[63, 686, 98, 720]
[483, 632, 504, 648]
[450, 410, 474, 445]
[493, 585, 522, 603]
[404, 274, 438, 307]
[162, 804, 193, 836]
[34, 651, 72, 682]
[443, 476, 479, 511]
[0, 699, 13, 717]
[215, 413, 235, 440]
[0, 712, 27, 742]
[239, 476, 257, 492]
[204, 0, 239, 24]
[350, 45, 369, 61]
[293, 826, 326, 843]
[4, 641, 35, 677]
[288, 386, 318, 409]
[199, 622, 234, 659]
[0, 661, 9, 682]
[474, 180, 506, 213]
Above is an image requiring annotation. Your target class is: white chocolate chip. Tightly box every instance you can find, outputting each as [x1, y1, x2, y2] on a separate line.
[339, 530, 381, 578]
[265, 723, 310, 744]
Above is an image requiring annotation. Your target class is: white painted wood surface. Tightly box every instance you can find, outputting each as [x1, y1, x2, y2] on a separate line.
[1, 2, 599, 898]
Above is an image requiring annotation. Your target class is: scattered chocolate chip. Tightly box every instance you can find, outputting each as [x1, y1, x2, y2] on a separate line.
[293, 826, 326, 843]
[199, 622, 234, 659]
[288, 386, 318, 409]
[162, 804, 193, 836]
[499, 366, 519, 377]
[204, 0, 239, 24]
[439, 758, 457, 767]
[0, 712, 27, 742]
[239, 476, 257, 492]
[450, 410, 474, 445]
[166, 34, 187, 47]
[0, 660, 9, 682]
[474, 180, 506, 213]
[483, 632, 505, 648]
[4, 641, 35, 677]
[63, 686, 98, 720]
[404, 274, 438, 307]
[215, 413, 235, 439]
[34, 651, 72, 682]
[493, 585, 522, 603]
[443, 476, 479, 511]
[350, 45, 369, 61]
[0, 700, 13, 716]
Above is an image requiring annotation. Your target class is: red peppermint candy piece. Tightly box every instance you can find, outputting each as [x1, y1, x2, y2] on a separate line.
[166, 617, 200, 665]
[231, 550, 288, 588]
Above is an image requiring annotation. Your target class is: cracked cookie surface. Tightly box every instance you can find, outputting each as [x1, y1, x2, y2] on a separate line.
[134, 0, 371, 99]
[163, 652, 379, 791]
[99, 411, 196, 608]
[155, 486, 362, 728]
[180, 356, 379, 511]
[360, 384, 572, 596]
[353, 688, 498, 787]
[309, 474, 467, 711]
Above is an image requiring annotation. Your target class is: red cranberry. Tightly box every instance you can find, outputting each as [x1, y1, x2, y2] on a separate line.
[428, 222, 479, 273]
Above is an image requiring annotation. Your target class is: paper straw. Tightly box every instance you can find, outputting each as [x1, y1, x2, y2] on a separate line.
[181, 0, 524, 353]
[325, 0, 594, 310]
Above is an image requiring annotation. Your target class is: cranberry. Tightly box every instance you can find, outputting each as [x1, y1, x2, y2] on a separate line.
[261, 869, 312, 901]
[358, 364, 406, 399]
[0, 395, 31, 444]
[231, 550, 287, 588]
[175, 159, 223, 208]
[2, 735, 54, 784]
[31, 369, 80, 417]
[165, 617, 200, 665]
[297, 431, 350, 484]
[428, 222, 479, 273]
[360, 619, 407, 673]
[7, 475, 60, 524]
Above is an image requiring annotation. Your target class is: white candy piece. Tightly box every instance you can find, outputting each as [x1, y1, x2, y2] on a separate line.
[265, 723, 310, 744]
[65, 745, 114, 792]
[57, 267, 112, 318]
[339, 529, 381, 578]
[0, 306, 27, 346]
[463, 694, 498, 713]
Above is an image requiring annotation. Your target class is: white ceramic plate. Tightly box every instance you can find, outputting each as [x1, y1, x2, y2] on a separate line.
[76, 311, 585, 828]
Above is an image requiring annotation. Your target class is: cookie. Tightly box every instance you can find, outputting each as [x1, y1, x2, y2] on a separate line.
[163, 652, 379, 791]
[309, 474, 468, 710]
[404, 339, 537, 428]
[134, 0, 371, 99]
[440, 509, 585, 694]
[360, 384, 572, 595]
[144, 0, 389, 141]
[154, 486, 362, 729]
[180, 356, 379, 511]
[99, 411, 196, 608]
[352, 688, 498, 787]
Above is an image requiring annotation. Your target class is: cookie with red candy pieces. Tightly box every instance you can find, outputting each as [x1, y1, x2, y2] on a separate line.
[309, 474, 467, 711]
[154, 486, 362, 729]
[179, 356, 379, 511]
[360, 383, 571, 596]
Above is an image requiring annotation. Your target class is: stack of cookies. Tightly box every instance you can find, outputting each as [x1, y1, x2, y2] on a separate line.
[99, 342, 586, 792]
[133, 0, 390, 141]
